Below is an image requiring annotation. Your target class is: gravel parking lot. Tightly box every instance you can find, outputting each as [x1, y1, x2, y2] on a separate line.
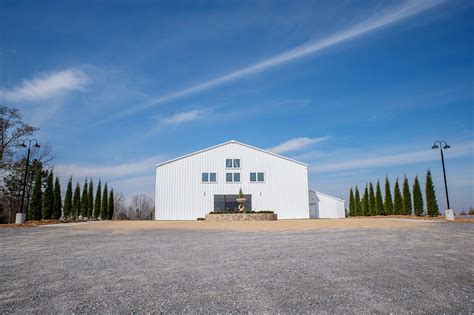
[0, 219, 472, 313]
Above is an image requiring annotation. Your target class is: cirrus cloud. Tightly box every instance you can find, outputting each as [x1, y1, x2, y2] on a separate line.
[0, 68, 88, 102]
[268, 136, 330, 154]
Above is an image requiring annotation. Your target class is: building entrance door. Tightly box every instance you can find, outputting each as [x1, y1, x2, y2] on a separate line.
[214, 194, 252, 211]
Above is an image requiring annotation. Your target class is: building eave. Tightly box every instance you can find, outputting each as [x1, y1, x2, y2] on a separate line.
[155, 140, 309, 167]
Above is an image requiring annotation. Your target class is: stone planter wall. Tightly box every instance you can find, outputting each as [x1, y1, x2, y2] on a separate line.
[205, 213, 277, 221]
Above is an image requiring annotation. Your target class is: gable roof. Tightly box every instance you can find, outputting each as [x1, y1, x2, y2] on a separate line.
[156, 140, 308, 167]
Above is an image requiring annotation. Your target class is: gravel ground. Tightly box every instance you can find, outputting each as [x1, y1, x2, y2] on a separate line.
[0, 221, 472, 313]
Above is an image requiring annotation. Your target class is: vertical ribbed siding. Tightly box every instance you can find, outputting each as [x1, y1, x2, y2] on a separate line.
[155, 142, 309, 220]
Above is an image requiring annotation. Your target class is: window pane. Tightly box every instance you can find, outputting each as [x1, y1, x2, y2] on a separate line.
[226, 159, 232, 168]
[258, 172, 264, 182]
[233, 159, 240, 168]
[226, 173, 233, 182]
[202, 173, 208, 182]
[250, 172, 256, 182]
[210, 173, 217, 182]
[234, 173, 240, 182]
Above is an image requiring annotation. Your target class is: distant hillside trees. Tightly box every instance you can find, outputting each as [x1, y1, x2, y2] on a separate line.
[348, 170, 440, 217]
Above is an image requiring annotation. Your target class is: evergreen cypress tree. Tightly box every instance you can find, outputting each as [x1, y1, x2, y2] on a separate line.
[63, 177, 73, 219]
[94, 180, 101, 219]
[29, 170, 43, 220]
[108, 189, 114, 220]
[349, 188, 355, 216]
[384, 176, 393, 215]
[42, 171, 54, 219]
[81, 179, 88, 218]
[425, 169, 440, 217]
[52, 177, 62, 219]
[393, 179, 403, 215]
[72, 183, 81, 220]
[101, 183, 108, 219]
[362, 185, 369, 216]
[354, 187, 361, 216]
[413, 176, 424, 216]
[375, 180, 384, 215]
[402, 176, 412, 215]
[369, 182, 376, 216]
[88, 179, 94, 218]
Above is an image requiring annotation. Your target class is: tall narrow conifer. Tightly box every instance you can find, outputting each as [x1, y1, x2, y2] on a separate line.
[402, 176, 412, 215]
[81, 179, 88, 218]
[108, 189, 114, 220]
[393, 179, 403, 215]
[94, 180, 101, 219]
[384, 176, 393, 215]
[369, 182, 376, 216]
[354, 187, 361, 216]
[72, 183, 81, 219]
[63, 177, 73, 219]
[101, 183, 108, 219]
[413, 176, 424, 216]
[52, 177, 62, 219]
[349, 188, 355, 216]
[42, 171, 54, 219]
[426, 169, 440, 216]
[88, 179, 94, 218]
[362, 185, 369, 216]
[375, 180, 384, 215]
[29, 170, 43, 220]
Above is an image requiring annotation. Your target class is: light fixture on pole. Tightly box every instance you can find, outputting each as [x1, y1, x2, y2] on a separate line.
[15, 139, 40, 224]
[432, 140, 453, 221]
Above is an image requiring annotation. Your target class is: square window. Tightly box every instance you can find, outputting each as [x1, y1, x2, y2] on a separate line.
[233, 159, 240, 168]
[202, 173, 209, 182]
[210, 173, 217, 182]
[234, 173, 240, 182]
[226, 173, 233, 182]
[258, 172, 264, 182]
[226, 159, 233, 168]
[250, 172, 256, 182]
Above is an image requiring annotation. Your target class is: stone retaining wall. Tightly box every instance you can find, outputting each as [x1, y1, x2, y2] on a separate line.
[205, 213, 277, 221]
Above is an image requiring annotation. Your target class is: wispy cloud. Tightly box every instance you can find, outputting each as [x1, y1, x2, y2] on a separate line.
[160, 109, 207, 125]
[312, 140, 474, 173]
[97, 0, 445, 124]
[55, 155, 164, 179]
[0, 68, 88, 102]
[268, 136, 329, 154]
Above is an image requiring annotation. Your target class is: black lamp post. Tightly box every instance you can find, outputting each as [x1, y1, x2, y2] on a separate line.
[17, 139, 40, 223]
[432, 140, 450, 210]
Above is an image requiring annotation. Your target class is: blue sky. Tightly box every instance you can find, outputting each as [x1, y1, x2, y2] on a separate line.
[1, 0, 473, 210]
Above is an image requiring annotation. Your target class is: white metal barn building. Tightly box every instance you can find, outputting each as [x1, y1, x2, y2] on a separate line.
[155, 140, 345, 220]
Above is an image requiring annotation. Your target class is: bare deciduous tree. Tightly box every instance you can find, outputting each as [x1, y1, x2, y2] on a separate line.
[130, 194, 154, 220]
[1, 105, 38, 168]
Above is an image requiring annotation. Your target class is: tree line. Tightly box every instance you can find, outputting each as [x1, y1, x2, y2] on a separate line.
[0, 105, 116, 223]
[349, 170, 440, 217]
[29, 168, 115, 221]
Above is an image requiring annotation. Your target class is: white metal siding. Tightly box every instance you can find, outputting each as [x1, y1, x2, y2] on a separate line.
[155, 142, 309, 220]
[315, 192, 345, 218]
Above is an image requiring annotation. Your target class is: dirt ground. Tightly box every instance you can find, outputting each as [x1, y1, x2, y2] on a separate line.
[62, 217, 449, 232]
[1, 218, 472, 313]
[3, 216, 472, 231]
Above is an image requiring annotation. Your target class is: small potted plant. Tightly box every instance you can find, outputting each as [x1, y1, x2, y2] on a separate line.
[236, 188, 247, 212]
